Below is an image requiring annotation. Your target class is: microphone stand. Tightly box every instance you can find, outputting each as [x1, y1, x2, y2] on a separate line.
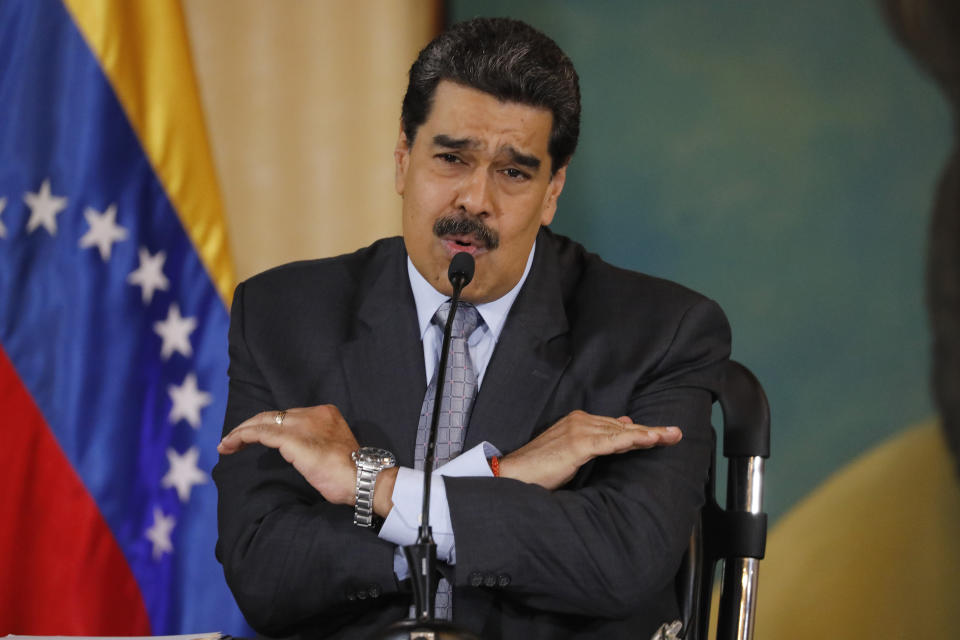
[375, 252, 481, 640]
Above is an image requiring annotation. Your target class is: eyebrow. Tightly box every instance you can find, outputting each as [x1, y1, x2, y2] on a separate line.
[432, 134, 542, 171]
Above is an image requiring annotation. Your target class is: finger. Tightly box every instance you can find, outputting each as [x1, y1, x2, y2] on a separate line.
[612, 422, 679, 436]
[657, 425, 682, 444]
[218, 421, 289, 454]
[584, 414, 635, 431]
[234, 408, 296, 431]
[588, 416, 648, 436]
[217, 438, 243, 454]
[592, 425, 681, 455]
[620, 425, 682, 450]
[221, 406, 304, 450]
[583, 414, 679, 439]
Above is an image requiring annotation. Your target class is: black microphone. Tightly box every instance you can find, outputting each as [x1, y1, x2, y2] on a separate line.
[375, 251, 481, 640]
[448, 251, 475, 291]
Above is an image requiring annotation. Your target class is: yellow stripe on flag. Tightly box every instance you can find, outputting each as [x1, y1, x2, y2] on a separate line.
[62, 0, 236, 306]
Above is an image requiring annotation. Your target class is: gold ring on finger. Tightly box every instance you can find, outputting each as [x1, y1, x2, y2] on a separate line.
[275, 410, 287, 425]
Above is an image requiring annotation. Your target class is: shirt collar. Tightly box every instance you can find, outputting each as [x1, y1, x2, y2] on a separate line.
[407, 242, 536, 341]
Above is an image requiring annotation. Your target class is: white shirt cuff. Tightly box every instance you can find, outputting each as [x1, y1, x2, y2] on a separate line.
[381, 442, 500, 580]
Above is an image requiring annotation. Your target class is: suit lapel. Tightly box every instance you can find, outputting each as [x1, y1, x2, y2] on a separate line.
[339, 241, 427, 467]
[337, 231, 573, 464]
[464, 233, 571, 453]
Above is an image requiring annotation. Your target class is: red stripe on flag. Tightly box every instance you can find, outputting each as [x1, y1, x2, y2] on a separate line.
[0, 345, 151, 635]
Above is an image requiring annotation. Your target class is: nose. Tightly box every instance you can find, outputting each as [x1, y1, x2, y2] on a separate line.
[454, 168, 494, 217]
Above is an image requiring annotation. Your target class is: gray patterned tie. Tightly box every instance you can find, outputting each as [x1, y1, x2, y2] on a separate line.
[414, 301, 482, 620]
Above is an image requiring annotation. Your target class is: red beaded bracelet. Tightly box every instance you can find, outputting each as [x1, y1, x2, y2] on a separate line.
[490, 455, 500, 477]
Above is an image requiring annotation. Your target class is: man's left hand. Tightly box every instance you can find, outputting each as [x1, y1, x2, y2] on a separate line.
[218, 404, 360, 505]
[498, 410, 682, 490]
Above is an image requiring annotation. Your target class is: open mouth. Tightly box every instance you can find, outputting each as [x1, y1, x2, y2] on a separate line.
[433, 215, 499, 256]
[441, 234, 487, 256]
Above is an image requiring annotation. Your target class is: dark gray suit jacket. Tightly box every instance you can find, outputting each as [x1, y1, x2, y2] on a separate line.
[213, 228, 730, 639]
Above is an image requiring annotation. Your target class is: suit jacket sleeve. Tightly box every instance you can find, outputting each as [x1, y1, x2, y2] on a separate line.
[444, 294, 730, 619]
[212, 280, 404, 637]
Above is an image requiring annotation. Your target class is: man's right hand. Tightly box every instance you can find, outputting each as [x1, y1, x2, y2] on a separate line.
[498, 410, 682, 490]
[218, 404, 361, 505]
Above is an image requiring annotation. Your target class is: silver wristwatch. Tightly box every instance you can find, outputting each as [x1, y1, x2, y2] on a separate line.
[351, 447, 397, 528]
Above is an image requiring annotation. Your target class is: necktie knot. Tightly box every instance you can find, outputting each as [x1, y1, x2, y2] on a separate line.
[433, 301, 481, 340]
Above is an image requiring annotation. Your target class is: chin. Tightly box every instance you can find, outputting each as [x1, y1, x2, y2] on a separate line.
[460, 282, 494, 305]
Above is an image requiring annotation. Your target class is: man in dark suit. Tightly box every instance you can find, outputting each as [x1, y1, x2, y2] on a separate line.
[214, 17, 729, 640]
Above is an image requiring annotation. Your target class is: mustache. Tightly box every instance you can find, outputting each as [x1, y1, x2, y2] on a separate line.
[433, 215, 500, 250]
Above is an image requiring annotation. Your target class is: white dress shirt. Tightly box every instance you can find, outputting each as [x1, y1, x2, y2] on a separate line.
[378, 244, 536, 578]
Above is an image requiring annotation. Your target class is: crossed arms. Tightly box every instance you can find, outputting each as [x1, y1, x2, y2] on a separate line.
[213, 266, 729, 636]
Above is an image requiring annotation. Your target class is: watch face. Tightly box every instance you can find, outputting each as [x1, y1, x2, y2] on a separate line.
[357, 447, 396, 467]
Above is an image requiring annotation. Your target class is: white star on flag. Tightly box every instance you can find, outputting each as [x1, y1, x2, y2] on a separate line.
[145, 507, 176, 560]
[169, 372, 213, 429]
[79, 203, 128, 260]
[154, 303, 196, 360]
[128, 247, 170, 303]
[24, 179, 68, 236]
[0, 197, 7, 238]
[162, 446, 208, 502]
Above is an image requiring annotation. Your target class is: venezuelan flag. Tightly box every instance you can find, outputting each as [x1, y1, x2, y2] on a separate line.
[0, 0, 248, 635]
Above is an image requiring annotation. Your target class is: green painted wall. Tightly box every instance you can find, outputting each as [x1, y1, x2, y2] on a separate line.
[449, 0, 951, 522]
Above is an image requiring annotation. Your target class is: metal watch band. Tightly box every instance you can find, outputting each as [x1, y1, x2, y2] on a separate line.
[353, 462, 380, 528]
[352, 448, 396, 528]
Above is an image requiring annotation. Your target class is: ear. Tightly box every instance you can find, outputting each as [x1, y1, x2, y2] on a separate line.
[539, 165, 567, 226]
[394, 126, 411, 196]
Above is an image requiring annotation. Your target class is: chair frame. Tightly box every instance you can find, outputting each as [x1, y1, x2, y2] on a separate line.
[677, 360, 770, 640]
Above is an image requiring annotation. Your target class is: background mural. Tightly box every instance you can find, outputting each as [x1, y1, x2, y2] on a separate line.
[448, 0, 951, 523]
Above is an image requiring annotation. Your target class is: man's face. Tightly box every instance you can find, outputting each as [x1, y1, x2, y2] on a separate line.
[395, 81, 567, 303]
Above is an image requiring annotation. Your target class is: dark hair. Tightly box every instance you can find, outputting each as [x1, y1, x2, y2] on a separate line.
[401, 17, 581, 174]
